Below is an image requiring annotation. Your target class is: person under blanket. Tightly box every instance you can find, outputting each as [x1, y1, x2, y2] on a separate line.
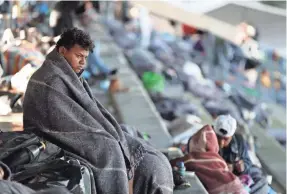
[170, 125, 248, 194]
[23, 28, 173, 194]
[214, 115, 270, 194]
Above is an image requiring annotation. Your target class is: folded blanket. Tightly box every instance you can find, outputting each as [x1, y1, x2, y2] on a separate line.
[2, 44, 44, 76]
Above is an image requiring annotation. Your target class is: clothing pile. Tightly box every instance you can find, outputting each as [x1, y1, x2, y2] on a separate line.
[125, 48, 163, 77]
[149, 35, 175, 67]
[1, 42, 44, 76]
[0, 42, 45, 115]
[0, 46, 43, 115]
[151, 95, 200, 122]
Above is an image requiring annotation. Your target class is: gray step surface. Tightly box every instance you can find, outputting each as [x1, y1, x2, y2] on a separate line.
[251, 123, 286, 193]
[110, 70, 173, 148]
[174, 172, 208, 194]
[101, 46, 173, 148]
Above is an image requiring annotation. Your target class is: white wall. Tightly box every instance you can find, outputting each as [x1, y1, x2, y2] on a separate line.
[207, 3, 286, 56]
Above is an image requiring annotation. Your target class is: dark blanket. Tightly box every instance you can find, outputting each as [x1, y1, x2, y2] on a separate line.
[23, 49, 147, 194]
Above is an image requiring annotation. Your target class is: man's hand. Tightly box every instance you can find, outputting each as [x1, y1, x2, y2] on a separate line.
[227, 163, 234, 172]
[0, 167, 4, 180]
[235, 160, 245, 173]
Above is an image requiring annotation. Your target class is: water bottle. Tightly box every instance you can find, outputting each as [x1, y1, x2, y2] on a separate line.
[177, 161, 186, 176]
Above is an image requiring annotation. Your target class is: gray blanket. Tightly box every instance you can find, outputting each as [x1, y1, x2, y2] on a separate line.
[23, 49, 173, 194]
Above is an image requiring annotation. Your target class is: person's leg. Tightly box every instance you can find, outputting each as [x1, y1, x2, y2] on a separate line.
[91, 1, 100, 13]
[133, 148, 174, 194]
[249, 166, 269, 194]
[87, 42, 110, 74]
[83, 42, 119, 81]
[103, 1, 113, 20]
[139, 8, 152, 49]
[121, 126, 173, 194]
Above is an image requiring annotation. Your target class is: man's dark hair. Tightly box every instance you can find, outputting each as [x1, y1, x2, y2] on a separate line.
[169, 20, 176, 27]
[196, 30, 206, 35]
[56, 28, 95, 52]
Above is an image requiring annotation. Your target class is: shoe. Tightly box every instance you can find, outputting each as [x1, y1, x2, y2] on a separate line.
[109, 69, 118, 76]
[91, 69, 118, 81]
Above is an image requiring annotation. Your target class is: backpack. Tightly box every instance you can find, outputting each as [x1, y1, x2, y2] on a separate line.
[0, 132, 95, 194]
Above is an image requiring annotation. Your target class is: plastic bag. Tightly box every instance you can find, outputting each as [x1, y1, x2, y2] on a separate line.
[0, 95, 12, 115]
[142, 72, 165, 93]
[11, 64, 37, 93]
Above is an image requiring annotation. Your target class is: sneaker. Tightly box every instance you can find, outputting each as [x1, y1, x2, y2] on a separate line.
[109, 69, 118, 76]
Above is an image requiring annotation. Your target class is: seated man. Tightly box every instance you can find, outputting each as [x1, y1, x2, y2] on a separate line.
[170, 125, 247, 194]
[23, 28, 173, 194]
[213, 115, 269, 194]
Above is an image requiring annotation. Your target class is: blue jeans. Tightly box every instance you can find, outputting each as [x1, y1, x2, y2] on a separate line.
[268, 186, 277, 194]
[82, 42, 110, 80]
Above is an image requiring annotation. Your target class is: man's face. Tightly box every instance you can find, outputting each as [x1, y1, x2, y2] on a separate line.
[217, 135, 232, 148]
[59, 44, 89, 73]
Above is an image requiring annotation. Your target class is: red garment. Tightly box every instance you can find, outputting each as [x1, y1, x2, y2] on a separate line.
[182, 24, 197, 36]
[170, 125, 247, 194]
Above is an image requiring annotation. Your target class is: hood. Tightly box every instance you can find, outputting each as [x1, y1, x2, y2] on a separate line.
[188, 125, 219, 153]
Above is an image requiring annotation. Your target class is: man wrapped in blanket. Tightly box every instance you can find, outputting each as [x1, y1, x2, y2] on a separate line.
[23, 28, 173, 194]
